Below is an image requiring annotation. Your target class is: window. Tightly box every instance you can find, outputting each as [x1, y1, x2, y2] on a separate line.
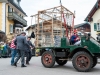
[16, 29, 19, 33]
[20, 14, 21, 16]
[94, 23, 100, 31]
[9, 24, 13, 33]
[21, 15, 23, 18]
[15, 11, 18, 14]
[15, 28, 22, 34]
[8, 6, 13, 12]
[97, 23, 100, 31]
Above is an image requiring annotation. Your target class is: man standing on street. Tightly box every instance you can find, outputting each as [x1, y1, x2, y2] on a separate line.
[25, 36, 34, 65]
[13, 32, 30, 67]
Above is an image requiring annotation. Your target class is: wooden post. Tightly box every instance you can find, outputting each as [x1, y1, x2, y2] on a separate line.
[42, 14, 44, 46]
[51, 13, 54, 46]
[37, 11, 39, 47]
[34, 15, 36, 46]
[60, 5, 63, 37]
[30, 5, 75, 47]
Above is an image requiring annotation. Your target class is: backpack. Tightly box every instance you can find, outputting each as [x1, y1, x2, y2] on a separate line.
[31, 32, 35, 38]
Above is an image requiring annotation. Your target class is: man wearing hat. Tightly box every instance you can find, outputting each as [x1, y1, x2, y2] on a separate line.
[13, 32, 30, 67]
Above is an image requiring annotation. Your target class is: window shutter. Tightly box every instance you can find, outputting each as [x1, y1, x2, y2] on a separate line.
[94, 23, 97, 31]
[9, 24, 13, 33]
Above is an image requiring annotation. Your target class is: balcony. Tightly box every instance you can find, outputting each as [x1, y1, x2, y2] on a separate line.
[8, 12, 27, 26]
[0, 0, 7, 2]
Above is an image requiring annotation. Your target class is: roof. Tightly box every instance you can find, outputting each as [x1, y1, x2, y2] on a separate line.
[8, 0, 27, 16]
[26, 19, 73, 31]
[26, 18, 73, 31]
[26, 24, 36, 31]
[74, 23, 90, 28]
[26, 18, 60, 31]
[84, 0, 100, 21]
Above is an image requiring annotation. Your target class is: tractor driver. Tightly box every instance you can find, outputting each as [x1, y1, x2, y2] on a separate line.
[70, 31, 81, 45]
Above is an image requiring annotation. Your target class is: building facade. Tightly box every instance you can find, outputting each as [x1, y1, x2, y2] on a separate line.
[74, 23, 91, 35]
[85, 0, 100, 39]
[0, 0, 27, 42]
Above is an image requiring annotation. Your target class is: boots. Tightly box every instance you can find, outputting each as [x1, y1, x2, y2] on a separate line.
[13, 63, 17, 67]
[21, 64, 27, 67]
[26, 61, 29, 65]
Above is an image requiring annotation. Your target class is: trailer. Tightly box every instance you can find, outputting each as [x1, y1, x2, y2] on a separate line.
[38, 35, 100, 72]
[30, 0, 100, 72]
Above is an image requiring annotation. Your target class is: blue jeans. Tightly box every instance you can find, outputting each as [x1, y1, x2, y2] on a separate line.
[11, 48, 17, 65]
[14, 50, 25, 65]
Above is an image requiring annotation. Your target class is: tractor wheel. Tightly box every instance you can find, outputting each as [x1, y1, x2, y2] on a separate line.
[56, 58, 67, 66]
[72, 51, 93, 72]
[41, 51, 55, 68]
[92, 56, 97, 68]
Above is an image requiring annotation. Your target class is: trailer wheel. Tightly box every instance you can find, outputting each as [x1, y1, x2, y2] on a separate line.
[72, 51, 93, 72]
[56, 58, 67, 66]
[41, 51, 55, 68]
[92, 56, 97, 68]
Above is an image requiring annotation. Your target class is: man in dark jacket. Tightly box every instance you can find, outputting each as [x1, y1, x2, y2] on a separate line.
[25, 36, 34, 65]
[13, 32, 30, 67]
[70, 32, 79, 45]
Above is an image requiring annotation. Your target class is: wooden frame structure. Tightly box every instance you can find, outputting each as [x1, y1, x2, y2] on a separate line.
[32, 5, 75, 47]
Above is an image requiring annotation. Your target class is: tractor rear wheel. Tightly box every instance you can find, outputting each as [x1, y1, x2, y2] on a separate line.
[72, 51, 93, 72]
[56, 57, 67, 66]
[41, 51, 55, 68]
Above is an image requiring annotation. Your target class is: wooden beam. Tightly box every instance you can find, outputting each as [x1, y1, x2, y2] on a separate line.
[37, 11, 39, 47]
[43, 11, 68, 14]
[43, 13, 52, 18]
[39, 6, 61, 12]
[39, 17, 52, 23]
[55, 8, 62, 12]
[60, 5, 63, 37]
[62, 6, 75, 17]
[51, 14, 54, 46]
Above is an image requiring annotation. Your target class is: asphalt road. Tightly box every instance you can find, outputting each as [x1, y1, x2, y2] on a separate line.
[0, 56, 100, 75]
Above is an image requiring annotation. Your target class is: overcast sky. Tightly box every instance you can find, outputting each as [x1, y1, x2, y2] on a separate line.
[20, 0, 96, 26]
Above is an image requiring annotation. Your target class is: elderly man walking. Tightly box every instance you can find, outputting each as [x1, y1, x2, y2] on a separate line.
[13, 32, 30, 67]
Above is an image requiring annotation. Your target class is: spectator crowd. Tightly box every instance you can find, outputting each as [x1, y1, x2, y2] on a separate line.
[0, 32, 35, 68]
[0, 42, 11, 58]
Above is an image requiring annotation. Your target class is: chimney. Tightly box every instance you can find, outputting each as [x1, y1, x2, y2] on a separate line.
[18, 0, 21, 5]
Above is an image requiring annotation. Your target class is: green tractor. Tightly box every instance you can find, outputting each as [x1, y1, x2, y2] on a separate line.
[39, 35, 100, 72]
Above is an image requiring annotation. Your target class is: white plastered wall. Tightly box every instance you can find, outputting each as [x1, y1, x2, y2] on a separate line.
[90, 9, 100, 39]
[2, 3, 6, 32]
